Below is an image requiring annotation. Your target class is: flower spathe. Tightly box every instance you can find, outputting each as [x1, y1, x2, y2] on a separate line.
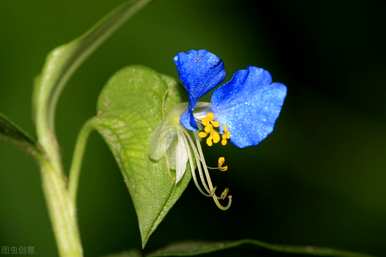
[176, 49, 287, 148]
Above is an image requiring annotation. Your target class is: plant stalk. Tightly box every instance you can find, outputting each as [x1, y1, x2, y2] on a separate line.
[69, 118, 96, 203]
[40, 159, 83, 257]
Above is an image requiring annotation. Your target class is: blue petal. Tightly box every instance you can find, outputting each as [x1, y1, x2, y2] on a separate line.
[211, 66, 287, 148]
[174, 49, 226, 129]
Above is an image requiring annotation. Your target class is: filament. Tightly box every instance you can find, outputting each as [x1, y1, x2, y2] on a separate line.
[182, 130, 211, 196]
[181, 133, 211, 197]
[194, 133, 232, 210]
[179, 129, 232, 210]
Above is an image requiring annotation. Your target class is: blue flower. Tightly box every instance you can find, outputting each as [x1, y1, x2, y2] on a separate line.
[174, 49, 287, 148]
[150, 49, 288, 210]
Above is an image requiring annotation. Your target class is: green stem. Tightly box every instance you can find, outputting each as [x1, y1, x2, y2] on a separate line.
[35, 115, 90, 257]
[40, 159, 83, 257]
[68, 118, 96, 203]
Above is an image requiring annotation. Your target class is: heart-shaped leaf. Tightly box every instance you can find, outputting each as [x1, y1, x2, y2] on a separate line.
[148, 240, 375, 257]
[94, 66, 191, 248]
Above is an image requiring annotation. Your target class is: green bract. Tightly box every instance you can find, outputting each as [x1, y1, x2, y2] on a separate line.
[94, 66, 191, 247]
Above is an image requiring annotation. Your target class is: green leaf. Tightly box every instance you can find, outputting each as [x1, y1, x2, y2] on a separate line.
[0, 113, 40, 157]
[94, 66, 191, 248]
[33, 0, 152, 159]
[148, 240, 376, 257]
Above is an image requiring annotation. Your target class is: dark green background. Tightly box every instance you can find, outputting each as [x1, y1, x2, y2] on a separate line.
[1, 0, 385, 256]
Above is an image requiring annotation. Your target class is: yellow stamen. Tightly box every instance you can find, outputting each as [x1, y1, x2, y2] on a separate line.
[206, 136, 213, 147]
[201, 112, 214, 126]
[217, 156, 228, 172]
[218, 157, 225, 166]
[204, 124, 211, 133]
[206, 112, 214, 121]
[198, 131, 207, 138]
[198, 113, 231, 148]
[211, 120, 220, 128]
[220, 127, 231, 146]
[220, 165, 228, 172]
[224, 127, 231, 139]
[212, 131, 220, 144]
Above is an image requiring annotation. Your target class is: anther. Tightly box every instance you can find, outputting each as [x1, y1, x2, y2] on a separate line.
[217, 156, 228, 172]
[221, 127, 231, 146]
[198, 112, 226, 147]
[212, 131, 220, 144]
[220, 188, 230, 199]
[206, 136, 213, 147]
[212, 188, 232, 211]
[211, 121, 220, 128]
[206, 112, 214, 121]
[204, 124, 212, 133]
[198, 131, 207, 138]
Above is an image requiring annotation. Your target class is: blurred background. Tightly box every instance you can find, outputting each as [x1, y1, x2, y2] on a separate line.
[1, 0, 386, 256]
